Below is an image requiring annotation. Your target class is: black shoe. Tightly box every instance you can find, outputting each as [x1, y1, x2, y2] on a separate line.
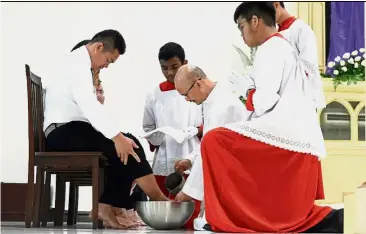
[203, 223, 213, 231]
[304, 208, 344, 233]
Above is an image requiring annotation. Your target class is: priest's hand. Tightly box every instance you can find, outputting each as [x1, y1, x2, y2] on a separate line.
[112, 133, 141, 165]
[175, 191, 193, 202]
[174, 159, 192, 172]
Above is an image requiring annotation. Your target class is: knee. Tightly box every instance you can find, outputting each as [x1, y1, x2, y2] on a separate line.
[201, 127, 227, 148]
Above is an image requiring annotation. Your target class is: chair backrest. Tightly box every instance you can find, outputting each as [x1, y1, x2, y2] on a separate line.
[25, 64, 46, 157]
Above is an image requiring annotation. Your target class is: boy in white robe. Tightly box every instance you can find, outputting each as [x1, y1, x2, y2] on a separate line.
[274, 1, 326, 109]
[195, 2, 343, 233]
[142, 42, 203, 229]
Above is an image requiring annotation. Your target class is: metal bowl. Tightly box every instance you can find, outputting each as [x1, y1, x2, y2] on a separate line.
[136, 201, 195, 230]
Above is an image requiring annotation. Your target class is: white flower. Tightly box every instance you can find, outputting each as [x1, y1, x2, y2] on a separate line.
[354, 62, 359, 68]
[355, 56, 362, 62]
[341, 66, 347, 72]
[360, 48, 365, 53]
[352, 50, 358, 56]
[334, 56, 341, 62]
[340, 60, 346, 66]
[364, 54, 366, 59]
[343, 53, 351, 59]
[333, 70, 339, 75]
[348, 58, 355, 64]
[327, 61, 336, 68]
[362, 60, 366, 67]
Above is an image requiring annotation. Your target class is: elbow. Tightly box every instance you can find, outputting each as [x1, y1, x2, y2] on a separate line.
[252, 91, 280, 116]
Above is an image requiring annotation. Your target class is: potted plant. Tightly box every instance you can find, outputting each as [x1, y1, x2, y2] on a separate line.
[321, 48, 366, 90]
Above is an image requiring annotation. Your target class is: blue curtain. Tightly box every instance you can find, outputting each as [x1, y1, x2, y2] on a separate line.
[326, 2, 365, 74]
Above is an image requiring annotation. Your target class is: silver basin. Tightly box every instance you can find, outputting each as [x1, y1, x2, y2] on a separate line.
[136, 201, 195, 230]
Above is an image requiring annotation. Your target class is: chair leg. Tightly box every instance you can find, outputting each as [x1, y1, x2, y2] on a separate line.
[54, 175, 66, 227]
[67, 182, 78, 226]
[73, 185, 79, 225]
[41, 171, 51, 227]
[32, 166, 44, 227]
[25, 165, 35, 228]
[92, 158, 100, 229]
[98, 168, 105, 229]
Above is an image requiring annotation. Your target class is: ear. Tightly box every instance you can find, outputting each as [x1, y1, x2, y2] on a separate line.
[251, 15, 259, 28]
[95, 42, 104, 52]
[183, 60, 188, 65]
[273, 2, 281, 9]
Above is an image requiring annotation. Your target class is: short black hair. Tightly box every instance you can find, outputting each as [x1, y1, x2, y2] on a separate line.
[71, 39, 91, 52]
[234, 2, 276, 27]
[90, 29, 126, 55]
[279, 2, 285, 8]
[158, 42, 186, 63]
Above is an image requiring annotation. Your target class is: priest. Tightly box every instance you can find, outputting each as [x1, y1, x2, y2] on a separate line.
[173, 64, 251, 230]
[199, 2, 343, 233]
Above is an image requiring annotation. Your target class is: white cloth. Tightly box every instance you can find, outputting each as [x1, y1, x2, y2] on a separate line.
[182, 81, 251, 201]
[280, 19, 326, 109]
[142, 87, 203, 176]
[43, 46, 120, 139]
[224, 36, 327, 158]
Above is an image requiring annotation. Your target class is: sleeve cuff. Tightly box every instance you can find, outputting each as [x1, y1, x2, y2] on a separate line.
[182, 184, 204, 201]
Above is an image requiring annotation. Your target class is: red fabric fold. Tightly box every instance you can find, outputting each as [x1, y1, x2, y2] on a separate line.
[200, 127, 332, 233]
[245, 89, 256, 111]
[278, 16, 297, 32]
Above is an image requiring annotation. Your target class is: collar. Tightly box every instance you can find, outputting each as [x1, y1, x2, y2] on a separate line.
[159, 81, 176, 91]
[278, 16, 297, 32]
[204, 82, 221, 104]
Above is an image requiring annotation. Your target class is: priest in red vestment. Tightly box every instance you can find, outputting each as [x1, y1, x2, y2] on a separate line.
[200, 2, 343, 233]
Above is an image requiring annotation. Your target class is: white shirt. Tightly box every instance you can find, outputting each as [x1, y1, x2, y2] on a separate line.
[224, 35, 327, 158]
[182, 81, 250, 201]
[43, 46, 120, 139]
[142, 87, 203, 176]
[280, 19, 326, 109]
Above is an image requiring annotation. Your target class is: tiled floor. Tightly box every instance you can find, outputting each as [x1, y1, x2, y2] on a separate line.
[0, 222, 212, 234]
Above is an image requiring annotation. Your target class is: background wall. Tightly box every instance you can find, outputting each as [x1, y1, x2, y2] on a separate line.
[0, 2, 298, 211]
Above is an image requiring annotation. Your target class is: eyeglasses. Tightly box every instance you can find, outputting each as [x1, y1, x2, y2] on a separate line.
[182, 78, 202, 96]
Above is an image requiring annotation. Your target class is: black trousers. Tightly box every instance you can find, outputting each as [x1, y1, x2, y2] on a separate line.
[46, 121, 152, 208]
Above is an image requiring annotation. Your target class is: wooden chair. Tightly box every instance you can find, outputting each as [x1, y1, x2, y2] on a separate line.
[24, 64, 107, 229]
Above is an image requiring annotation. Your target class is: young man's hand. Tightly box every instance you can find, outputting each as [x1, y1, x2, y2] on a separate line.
[112, 133, 141, 165]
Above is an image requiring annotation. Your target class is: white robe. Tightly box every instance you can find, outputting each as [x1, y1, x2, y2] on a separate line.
[179, 81, 251, 230]
[279, 19, 326, 109]
[225, 35, 327, 159]
[142, 86, 203, 176]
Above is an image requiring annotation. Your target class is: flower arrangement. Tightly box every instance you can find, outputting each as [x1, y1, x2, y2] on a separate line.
[323, 48, 365, 90]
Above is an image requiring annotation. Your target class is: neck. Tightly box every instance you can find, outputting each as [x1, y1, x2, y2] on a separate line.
[86, 44, 95, 70]
[277, 10, 292, 25]
[205, 79, 217, 96]
[257, 27, 278, 46]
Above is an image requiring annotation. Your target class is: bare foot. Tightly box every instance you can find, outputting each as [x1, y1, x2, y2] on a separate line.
[127, 209, 146, 226]
[113, 207, 140, 228]
[97, 203, 127, 229]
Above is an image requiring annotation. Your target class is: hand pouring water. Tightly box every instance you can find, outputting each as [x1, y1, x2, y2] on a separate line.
[165, 170, 186, 197]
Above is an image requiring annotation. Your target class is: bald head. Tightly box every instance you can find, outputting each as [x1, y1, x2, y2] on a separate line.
[175, 64, 206, 87]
